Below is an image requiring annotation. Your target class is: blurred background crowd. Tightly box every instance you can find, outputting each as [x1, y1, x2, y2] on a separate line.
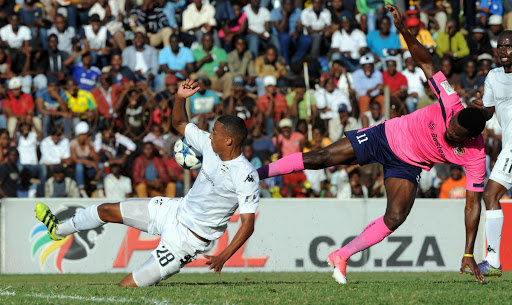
[0, 0, 507, 200]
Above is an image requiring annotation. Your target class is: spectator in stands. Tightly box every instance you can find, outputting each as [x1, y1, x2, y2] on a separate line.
[133, 141, 174, 197]
[17, 0, 48, 49]
[72, 52, 101, 91]
[361, 100, 384, 128]
[257, 76, 288, 135]
[402, 51, 427, 113]
[271, 0, 311, 66]
[143, 124, 165, 152]
[0, 47, 14, 88]
[88, 0, 126, 50]
[80, 14, 115, 68]
[281, 170, 309, 197]
[64, 77, 98, 127]
[224, 79, 258, 127]
[121, 31, 158, 85]
[0, 147, 19, 197]
[467, 26, 493, 60]
[21, 35, 48, 91]
[352, 54, 384, 115]
[0, 128, 14, 162]
[286, 78, 317, 122]
[439, 164, 467, 199]
[130, 0, 173, 48]
[0, 13, 31, 52]
[275, 118, 304, 158]
[15, 121, 45, 196]
[48, 14, 75, 54]
[102, 52, 136, 85]
[417, 82, 438, 110]
[243, 140, 262, 169]
[301, 0, 331, 58]
[121, 87, 151, 141]
[47, 34, 75, 85]
[94, 127, 136, 166]
[460, 59, 485, 105]
[382, 57, 407, 101]
[330, 16, 366, 72]
[488, 14, 503, 48]
[329, 104, 359, 142]
[244, 0, 272, 57]
[435, 19, 470, 72]
[248, 121, 275, 162]
[154, 75, 177, 123]
[92, 73, 123, 127]
[45, 164, 80, 198]
[329, 0, 353, 31]
[104, 163, 132, 199]
[181, 0, 217, 45]
[303, 126, 330, 196]
[219, 1, 247, 52]
[189, 76, 220, 121]
[0, 0, 14, 29]
[315, 76, 350, 132]
[70, 121, 103, 197]
[156, 33, 194, 90]
[35, 75, 72, 138]
[4, 77, 41, 138]
[367, 16, 401, 67]
[165, 154, 186, 197]
[193, 32, 233, 98]
[228, 36, 257, 91]
[477, 53, 493, 77]
[39, 126, 72, 173]
[255, 45, 286, 96]
[439, 56, 462, 92]
[419, 0, 447, 32]
[399, 17, 435, 53]
[161, 0, 186, 33]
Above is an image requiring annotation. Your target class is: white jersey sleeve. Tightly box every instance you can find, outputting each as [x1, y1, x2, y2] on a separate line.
[236, 169, 260, 214]
[482, 69, 496, 108]
[184, 123, 211, 154]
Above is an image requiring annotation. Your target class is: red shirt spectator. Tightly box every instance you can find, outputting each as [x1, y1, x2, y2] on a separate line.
[383, 59, 408, 95]
[4, 91, 34, 115]
[92, 79, 123, 119]
[257, 93, 287, 122]
[282, 171, 307, 198]
[132, 153, 170, 187]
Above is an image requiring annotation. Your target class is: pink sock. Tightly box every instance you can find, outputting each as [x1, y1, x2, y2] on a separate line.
[337, 216, 393, 259]
[257, 152, 304, 179]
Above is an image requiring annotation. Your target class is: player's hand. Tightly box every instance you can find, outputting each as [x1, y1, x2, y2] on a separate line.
[460, 256, 484, 284]
[470, 91, 484, 109]
[204, 254, 227, 276]
[177, 79, 200, 99]
[385, 2, 406, 31]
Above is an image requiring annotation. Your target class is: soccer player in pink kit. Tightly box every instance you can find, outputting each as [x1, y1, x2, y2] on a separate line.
[257, 2, 486, 284]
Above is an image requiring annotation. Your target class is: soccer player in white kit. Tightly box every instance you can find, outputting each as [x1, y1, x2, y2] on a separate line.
[468, 31, 512, 278]
[35, 79, 260, 287]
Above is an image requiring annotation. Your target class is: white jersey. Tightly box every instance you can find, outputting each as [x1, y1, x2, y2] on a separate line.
[177, 123, 260, 240]
[483, 67, 512, 148]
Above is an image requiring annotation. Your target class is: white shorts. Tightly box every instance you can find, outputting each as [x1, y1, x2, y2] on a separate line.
[120, 197, 210, 286]
[489, 148, 512, 190]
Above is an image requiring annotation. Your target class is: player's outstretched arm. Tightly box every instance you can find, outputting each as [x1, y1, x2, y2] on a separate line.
[172, 79, 200, 136]
[386, 2, 436, 80]
[204, 213, 255, 275]
[460, 190, 485, 283]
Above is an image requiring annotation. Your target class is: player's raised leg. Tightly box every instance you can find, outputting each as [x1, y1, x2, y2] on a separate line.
[327, 177, 416, 284]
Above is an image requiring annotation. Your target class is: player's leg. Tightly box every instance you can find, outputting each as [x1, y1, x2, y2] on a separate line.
[327, 177, 416, 284]
[482, 179, 506, 272]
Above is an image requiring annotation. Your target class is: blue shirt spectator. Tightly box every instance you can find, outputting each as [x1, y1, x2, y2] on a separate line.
[189, 89, 220, 115]
[366, 17, 401, 58]
[158, 45, 194, 79]
[35, 87, 67, 112]
[72, 64, 101, 91]
[270, 7, 302, 35]
[352, 68, 383, 97]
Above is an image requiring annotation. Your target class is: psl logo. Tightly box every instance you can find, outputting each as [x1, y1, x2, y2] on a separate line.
[30, 206, 105, 272]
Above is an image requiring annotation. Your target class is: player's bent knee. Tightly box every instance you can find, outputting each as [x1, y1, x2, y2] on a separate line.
[97, 203, 122, 223]
[383, 213, 406, 231]
[132, 245, 181, 287]
[482, 191, 500, 208]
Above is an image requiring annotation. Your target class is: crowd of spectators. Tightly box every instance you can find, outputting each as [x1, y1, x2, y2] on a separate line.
[0, 0, 508, 200]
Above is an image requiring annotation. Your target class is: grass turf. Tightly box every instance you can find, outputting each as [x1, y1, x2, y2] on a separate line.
[0, 272, 510, 304]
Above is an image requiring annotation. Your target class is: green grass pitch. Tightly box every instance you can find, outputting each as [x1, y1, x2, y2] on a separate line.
[0, 272, 511, 304]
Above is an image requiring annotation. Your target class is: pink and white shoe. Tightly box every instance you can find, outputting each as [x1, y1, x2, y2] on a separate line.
[327, 250, 348, 284]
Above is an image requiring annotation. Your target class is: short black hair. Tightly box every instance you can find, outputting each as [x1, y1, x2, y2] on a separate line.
[217, 115, 248, 145]
[457, 107, 486, 137]
[7, 147, 19, 156]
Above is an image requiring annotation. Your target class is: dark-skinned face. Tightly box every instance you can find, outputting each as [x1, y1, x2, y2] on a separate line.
[265, 48, 277, 63]
[48, 36, 58, 52]
[445, 21, 456, 36]
[386, 60, 397, 75]
[202, 35, 213, 51]
[440, 59, 452, 75]
[55, 16, 67, 32]
[209, 121, 228, 154]
[235, 38, 246, 54]
[410, 26, 419, 37]
[111, 54, 122, 70]
[313, 0, 323, 11]
[66, 79, 78, 96]
[497, 33, 512, 68]
[134, 33, 145, 49]
[465, 61, 476, 77]
[170, 36, 179, 53]
[370, 103, 381, 120]
[380, 19, 391, 35]
[444, 113, 471, 145]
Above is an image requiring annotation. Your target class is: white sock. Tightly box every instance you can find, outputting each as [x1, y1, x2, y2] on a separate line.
[56, 205, 106, 237]
[485, 209, 504, 268]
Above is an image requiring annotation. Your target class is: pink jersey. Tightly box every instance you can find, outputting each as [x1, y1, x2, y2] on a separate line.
[385, 71, 485, 192]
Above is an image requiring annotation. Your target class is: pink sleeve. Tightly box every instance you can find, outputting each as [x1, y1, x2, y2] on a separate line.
[463, 152, 485, 193]
[428, 71, 463, 112]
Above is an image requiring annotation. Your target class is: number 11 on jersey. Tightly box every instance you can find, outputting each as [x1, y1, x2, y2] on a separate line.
[356, 133, 368, 144]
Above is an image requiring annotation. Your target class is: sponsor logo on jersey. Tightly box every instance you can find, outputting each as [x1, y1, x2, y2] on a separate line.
[245, 194, 258, 203]
[430, 133, 445, 158]
[220, 164, 230, 174]
[454, 147, 466, 157]
[428, 121, 436, 131]
[244, 174, 255, 183]
[30, 206, 105, 272]
[440, 81, 455, 95]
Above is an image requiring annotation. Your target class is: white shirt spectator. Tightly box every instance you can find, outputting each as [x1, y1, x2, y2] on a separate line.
[314, 88, 351, 120]
[48, 26, 76, 54]
[89, 0, 121, 21]
[134, 51, 149, 74]
[244, 4, 270, 34]
[402, 66, 427, 97]
[301, 7, 331, 31]
[40, 136, 70, 165]
[331, 29, 367, 59]
[337, 72, 354, 97]
[360, 110, 384, 127]
[182, 3, 217, 32]
[18, 131, 39, 165]
[0, 24, 31, 49]
[81, 25, 111, 49]
[93, 132, 137, 156]
[104, 173, 132, 199]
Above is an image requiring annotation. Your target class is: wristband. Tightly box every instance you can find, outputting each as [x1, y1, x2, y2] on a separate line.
[463, 254, 474, 258]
